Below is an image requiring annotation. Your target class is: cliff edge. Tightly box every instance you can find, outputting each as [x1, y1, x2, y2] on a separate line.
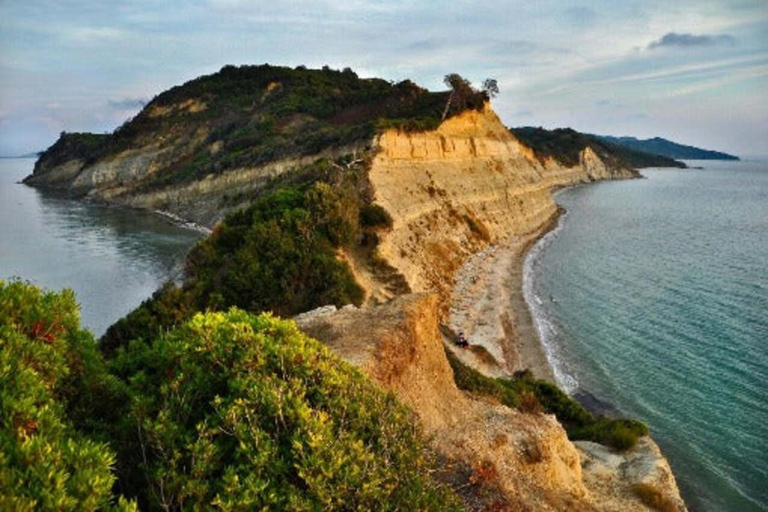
[296, 294, 686, 511]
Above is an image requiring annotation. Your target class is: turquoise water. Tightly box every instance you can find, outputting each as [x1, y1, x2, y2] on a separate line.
[0, 158, 203, 336]
[525, 161, 768, 511]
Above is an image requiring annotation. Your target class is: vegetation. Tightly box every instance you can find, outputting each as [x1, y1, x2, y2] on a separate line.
[510, 126, 687, 169]
[631, 483, 679, 512]
[34, 132, 111, 169]
[2, 280, 460, 510]
[33, 65, 489, 187]
[0, 281, 134, 511]
[447, 350, 648, 451]
[109, 309, 460, 510]
[102, 160, 376, 354]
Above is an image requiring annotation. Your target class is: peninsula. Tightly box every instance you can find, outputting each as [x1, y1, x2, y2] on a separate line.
[17, 64, 688, 511]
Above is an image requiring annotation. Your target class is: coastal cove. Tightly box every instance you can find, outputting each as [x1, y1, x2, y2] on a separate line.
[524, 161, 768, 511]
[0, 158, 203, 336]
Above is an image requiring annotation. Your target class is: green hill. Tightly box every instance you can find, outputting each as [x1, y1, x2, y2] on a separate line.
[596, 135, 739, 161]
[510, 127, 687, 169]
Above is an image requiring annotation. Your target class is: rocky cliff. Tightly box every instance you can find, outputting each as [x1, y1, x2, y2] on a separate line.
[362, 104, 637, 309]
[296, 295, 686, 511]
[355, 107, 685, 510]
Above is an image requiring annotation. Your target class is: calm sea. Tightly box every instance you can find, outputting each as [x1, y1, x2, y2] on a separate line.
[0, 158, 203, 336]
[525, 160, 768, 511]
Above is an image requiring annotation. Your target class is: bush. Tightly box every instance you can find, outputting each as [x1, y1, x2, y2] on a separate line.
[359, 203, 394, 229]
[185, 182, 364, 316]
[103, 180, 365, 353]
[446, 349, 648, 451]
[632, 483, 679, 512]
[0, 281, 134, 511]
[109, 309, 461, 510]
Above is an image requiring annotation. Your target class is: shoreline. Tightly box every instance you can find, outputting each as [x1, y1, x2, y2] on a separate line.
[448, 189, 631, 418]
[448, 208, 562, 382]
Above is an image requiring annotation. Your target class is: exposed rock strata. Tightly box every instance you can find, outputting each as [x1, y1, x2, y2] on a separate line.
[366, 104, 636, 309]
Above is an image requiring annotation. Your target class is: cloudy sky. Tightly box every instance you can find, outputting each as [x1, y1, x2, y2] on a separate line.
[1, 0, 766, 156]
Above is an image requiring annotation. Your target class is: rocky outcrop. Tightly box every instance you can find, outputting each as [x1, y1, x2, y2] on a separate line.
[577, 439, 687, 511]
[296, 294, 590, 511]
[296, 294, 685, 511]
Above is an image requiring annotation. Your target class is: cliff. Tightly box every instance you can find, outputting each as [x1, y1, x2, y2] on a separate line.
[362, 104, 637, 307]
[296, 295, 686, 511]
[332, 106, 686, 510]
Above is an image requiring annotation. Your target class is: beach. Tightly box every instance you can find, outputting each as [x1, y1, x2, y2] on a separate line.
[448, 209, 562, 381]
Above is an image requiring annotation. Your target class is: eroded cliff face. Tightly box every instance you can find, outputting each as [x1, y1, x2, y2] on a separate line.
[363, 104, 636, 307]
[296, 295, 590, 511]
[343, 106, 686, 510]
[25, 126, 364, 228]
[296, 295, 686, 511]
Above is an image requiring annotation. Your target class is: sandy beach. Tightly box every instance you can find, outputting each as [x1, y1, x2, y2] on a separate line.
[448, 210, 562, 382]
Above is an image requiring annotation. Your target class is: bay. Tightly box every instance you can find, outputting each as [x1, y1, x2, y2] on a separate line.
[0, 158, 203, 336]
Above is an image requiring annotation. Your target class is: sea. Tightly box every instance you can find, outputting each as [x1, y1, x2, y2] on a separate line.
[0, 158, 203, 336]
[524, 160, 768, 512]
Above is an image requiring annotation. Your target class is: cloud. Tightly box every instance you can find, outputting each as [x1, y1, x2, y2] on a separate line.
[108, 97, 148, 110]
[564, 6, 597, 27]
[648, 32, 736, 50]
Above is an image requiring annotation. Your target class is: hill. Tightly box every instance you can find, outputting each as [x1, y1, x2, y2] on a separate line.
[597, 135, 739, 161]
[511, 127, 687, 169]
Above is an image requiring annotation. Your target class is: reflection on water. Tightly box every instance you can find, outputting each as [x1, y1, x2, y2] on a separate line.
[0, 158, 203, 336]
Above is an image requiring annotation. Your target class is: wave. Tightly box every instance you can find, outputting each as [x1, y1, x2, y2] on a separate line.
[522, 209, 579, 393]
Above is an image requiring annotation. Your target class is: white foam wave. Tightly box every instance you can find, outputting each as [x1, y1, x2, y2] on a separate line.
[523, 211, 579, 393]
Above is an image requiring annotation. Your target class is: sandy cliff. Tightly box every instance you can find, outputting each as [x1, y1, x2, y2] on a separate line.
[328, 106, 686, 510]
[296, 295, 686, 511]
[364, 104, 636, 308]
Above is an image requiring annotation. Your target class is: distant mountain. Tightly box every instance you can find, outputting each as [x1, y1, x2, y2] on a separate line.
[510, 127, 686, 169]
[0, 152, 40, 159]
[596, 135, 739, 161]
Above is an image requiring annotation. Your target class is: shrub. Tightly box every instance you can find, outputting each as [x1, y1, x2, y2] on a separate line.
[446, 348, 648, 451]
[103, 180, 365, 353]
[109, 309, 461, 510]
[0, 281, 134, 511]
[359, 203, 394, 229]
[632, 483, 679, 512]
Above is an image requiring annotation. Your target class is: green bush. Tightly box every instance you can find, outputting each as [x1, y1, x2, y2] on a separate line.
[0, 281, 134, 511]
[109, 309, 461, 510]
[185, 181, 364, 315]
[446, 350, 648, 451]
[359, 203, 394, 229]
[103, 179, 365, 353]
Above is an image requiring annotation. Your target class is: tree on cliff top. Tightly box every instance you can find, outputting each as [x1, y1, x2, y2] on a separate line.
[441, 73, 498, 120]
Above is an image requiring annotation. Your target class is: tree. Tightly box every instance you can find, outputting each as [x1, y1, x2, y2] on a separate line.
[482, 78, 499, 98]
[441, 73, 474, 120]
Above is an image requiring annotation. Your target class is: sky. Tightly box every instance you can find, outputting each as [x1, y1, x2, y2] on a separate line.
[1, 0, 766, 157]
